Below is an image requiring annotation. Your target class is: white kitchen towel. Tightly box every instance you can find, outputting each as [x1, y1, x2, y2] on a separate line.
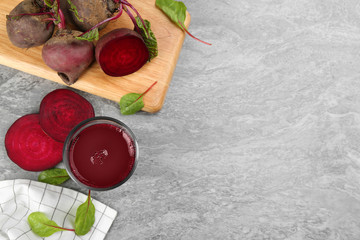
[0, 179, 117, 240]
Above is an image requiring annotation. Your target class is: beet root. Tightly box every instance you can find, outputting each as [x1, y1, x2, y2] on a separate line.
[42, 29, 94, 85]
[69, 0, 118, 31]
[95, 28, 149, 77]
[6, 0, 54, 48]
[39, 89, 95, 142]
[5, 114, 63, 171]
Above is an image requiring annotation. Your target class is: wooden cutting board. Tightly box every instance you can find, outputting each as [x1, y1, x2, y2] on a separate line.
[0, 0, 190, 113]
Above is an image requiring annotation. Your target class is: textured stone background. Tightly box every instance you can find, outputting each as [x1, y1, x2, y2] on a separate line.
[2, 0, 360, 239]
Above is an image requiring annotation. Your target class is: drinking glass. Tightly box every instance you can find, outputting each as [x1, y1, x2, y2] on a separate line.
[63, 116, 139, 191]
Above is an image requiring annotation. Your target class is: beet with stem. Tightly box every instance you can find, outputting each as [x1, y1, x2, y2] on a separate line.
[71, 0, 149, 40]
[39, 89, 95, 142]
[42, 29, 95, 85]
[37, 0, 95, 85]
[95, 28, 149, 77]
[6, 0, 54, 48]
[65, 0, 154, 77]
[68, 0, 119, 31]
[5, 114, 63, 171]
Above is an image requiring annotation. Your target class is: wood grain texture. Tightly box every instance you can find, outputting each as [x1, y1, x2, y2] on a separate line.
[0, 0, 190, 113]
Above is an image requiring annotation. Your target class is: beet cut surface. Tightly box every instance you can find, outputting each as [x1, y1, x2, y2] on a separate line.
[5, 114, 63, 171]
[95, 28, 149, 77]
[39, 89, 95, 142]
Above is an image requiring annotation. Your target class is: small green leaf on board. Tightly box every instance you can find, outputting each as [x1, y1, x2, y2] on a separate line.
[119, 81, 158, 115]
[135, 17, 158, 61]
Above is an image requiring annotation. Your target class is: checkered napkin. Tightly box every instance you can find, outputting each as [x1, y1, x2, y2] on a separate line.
[0, 179, 117, 240]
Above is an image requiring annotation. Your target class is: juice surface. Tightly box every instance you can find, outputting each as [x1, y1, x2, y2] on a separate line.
[69, 123, 135, 188]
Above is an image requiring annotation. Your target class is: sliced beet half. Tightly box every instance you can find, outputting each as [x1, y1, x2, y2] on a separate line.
[95, 28, 149, 77]
[39, 89, 95, 142]
[5, 114, 63, 171]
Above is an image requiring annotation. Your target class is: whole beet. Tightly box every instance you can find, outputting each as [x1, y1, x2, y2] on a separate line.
[42, 29, 94, 85]
[69, 0, 119, 31]
[6, 0, 54, 48]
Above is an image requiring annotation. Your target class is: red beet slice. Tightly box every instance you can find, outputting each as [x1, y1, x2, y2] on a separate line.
[95, 28, 149, 77]
[5, 114, 63, 171]
[39, 89, 95, 142]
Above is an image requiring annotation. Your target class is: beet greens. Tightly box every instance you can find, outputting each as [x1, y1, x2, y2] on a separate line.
[28, 212, 74, 237]
[119, 81, 158, 115]
[156, 0, 211, 45]
[28, 190, 95, 237]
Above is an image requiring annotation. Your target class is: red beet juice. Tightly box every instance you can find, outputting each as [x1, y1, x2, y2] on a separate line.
[67, 121, 136, 189]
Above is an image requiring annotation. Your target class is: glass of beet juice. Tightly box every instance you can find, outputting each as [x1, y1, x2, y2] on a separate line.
[63, 117, 138, 191]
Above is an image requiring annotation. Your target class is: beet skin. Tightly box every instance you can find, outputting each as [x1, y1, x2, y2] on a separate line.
[6, 0, 54, 48]
[42, 29, 94, 85]
[69, 0, 118, 31]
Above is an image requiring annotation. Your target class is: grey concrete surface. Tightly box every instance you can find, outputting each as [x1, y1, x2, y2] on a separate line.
[2, 0, 360, 239]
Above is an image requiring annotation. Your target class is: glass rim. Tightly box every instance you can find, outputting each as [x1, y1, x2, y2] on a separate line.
[62, 116, 139, 191]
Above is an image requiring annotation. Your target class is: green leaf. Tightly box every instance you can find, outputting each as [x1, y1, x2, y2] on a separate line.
[135, 17, 158, 61]
[75, 192, 95, 235]
[67, 0, 83, 22]
[28, 212, 65, 237]
[38, 168, 70, 185]
[75, 28, 99, 41]
[155, 0, 187, 29]
[43, 0, 54, 8]
[119, 81, 157, 115]
[119, 93, 144, 115]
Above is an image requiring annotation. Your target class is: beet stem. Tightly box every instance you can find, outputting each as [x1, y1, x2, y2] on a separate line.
[55, 0, 66, 29]
[46, 21, 54, 30]
[86, 190, 91, 213]
[121, 0, 149, 37]
[134, 81, 158, 102]
[42, 17, 56, 22]
[122, 5, 140, 33]
[178, 21, 212, 46]
[43, 224, 75, 232]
